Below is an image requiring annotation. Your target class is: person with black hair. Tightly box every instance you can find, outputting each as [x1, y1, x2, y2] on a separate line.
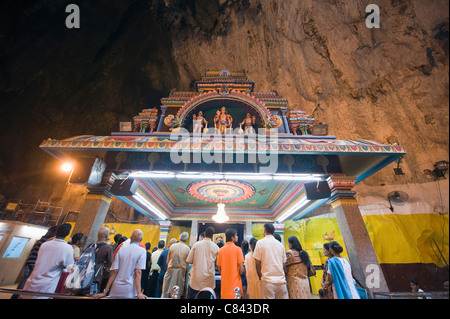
[69, 233, 84, 261]
[320, 242, 334, 299]
[410, 279, 423, 293]
[186, 226, 219, 299]
[274, 233, 282, 242]
[217, 228, 245, 299]
[112, 233, 122, 252]
[285, 236, 312, 299]
[141, 242, 152, 295]
[241, 240, 249, 297]
[21, 223, 74, 298]
[253, 223, 289, 299]
[146, 240, 165, 297]
[325, 241, 360, 299]
[244, 237, 260, 299]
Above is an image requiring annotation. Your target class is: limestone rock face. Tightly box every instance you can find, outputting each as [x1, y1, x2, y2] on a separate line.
[0, 0, 448, 212]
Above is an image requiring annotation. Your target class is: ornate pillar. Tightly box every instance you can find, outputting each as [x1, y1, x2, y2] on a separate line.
[157, 105, 168, 132]
[189, 220, 198, 246]
[71, 191, 112, 248]
[245, 221, 253, 241]
[158, 220, 172, 247]
[329, 176, 389, 295]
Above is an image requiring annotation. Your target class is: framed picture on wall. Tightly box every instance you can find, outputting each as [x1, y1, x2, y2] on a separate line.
[213, 233, 225, 244]
[2, 236, 30, 258]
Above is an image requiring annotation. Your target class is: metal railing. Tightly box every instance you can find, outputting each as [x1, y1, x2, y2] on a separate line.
[372, 291, 449, 299]
[0, 287, 170, 299]
[0, 199, 64, 227]
[2, 286, 241, 300]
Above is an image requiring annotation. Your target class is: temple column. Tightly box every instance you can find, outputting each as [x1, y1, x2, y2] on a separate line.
[245, 221, 253, 241]
[157, 105, 168, 132]
[189, 220, 198, 246]
[329, 177, 389, 295]
[158, 220, 172, 247]
[71, 191, 112, 248]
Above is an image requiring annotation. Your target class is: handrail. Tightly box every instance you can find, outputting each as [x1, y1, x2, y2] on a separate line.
[0, 287, 170, 299]
[372, 291, 449, 299]
[3, 286, 246, 300]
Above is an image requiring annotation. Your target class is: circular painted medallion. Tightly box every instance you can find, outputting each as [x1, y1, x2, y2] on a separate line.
[187, 180, 255, 203]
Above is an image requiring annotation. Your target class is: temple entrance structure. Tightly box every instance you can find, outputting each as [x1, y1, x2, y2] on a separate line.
[40, 69, 406, 296]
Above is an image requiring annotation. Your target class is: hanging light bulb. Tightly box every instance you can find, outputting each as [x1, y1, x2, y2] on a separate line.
[213, 202, 229, 223]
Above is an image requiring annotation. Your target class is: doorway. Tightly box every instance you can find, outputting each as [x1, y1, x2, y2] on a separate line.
[197, 223, 245, 247]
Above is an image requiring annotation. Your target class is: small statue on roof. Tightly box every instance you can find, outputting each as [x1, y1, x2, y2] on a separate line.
[240, 113, 256, 134]
[215, 106, 233, 134]
[193, 111, 208, 134]
[164, 114, 182, 131]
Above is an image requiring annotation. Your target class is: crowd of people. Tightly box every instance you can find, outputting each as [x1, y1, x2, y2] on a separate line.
[15, 222, 366, 299]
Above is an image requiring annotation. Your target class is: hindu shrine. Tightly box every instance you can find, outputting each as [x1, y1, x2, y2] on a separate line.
[38, 69, 408, 295]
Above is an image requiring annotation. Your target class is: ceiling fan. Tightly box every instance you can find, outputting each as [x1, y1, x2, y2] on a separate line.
[388, 191, 409, 212]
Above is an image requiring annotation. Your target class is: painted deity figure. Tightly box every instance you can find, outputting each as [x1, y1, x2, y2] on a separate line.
[240, 113, 256, 134]
[214, 110, 221, 134]
[214, 106, 233, 134]
[193, 111, 207, 134]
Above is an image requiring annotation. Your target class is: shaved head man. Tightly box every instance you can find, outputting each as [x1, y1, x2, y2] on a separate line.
[131, 229, 144, 243]
[91, 226, 114, 295]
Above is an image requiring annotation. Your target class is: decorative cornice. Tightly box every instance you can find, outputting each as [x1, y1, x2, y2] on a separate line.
[85, 193, 113, 203]
[40, 136, 407, 156]
[331, 197, 358, 209]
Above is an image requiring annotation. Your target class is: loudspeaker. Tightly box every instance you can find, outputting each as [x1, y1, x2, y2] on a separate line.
[110, 178, 138, 196]
[69, 158, 96, 184]
[304, 181, 331, 200]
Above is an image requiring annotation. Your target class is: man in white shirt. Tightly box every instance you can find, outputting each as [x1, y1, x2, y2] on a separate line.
[186, 226, 219, 299]
[94, 229, 147, 299]
[252, 223, 288, 299]
[22, 223, 74, 299]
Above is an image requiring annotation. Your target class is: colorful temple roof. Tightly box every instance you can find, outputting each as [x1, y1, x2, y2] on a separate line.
[39, 70, 406, 222]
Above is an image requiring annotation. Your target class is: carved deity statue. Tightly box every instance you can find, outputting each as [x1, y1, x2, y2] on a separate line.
[213, 110, 221, 134]
[240, 113, 256, 134]
[214, 106, 233, 134]
[192, 111, 208, 134]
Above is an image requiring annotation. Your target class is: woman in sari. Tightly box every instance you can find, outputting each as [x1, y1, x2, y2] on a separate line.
[244, 237, 260, 299]
[285, 236, 311, 299]
[320, 242, 334, 299]
[326, 241, 360, 299]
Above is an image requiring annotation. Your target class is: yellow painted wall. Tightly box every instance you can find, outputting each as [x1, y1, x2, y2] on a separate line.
[65, 223, 191, 250]
[363, 213, 449, 266]
[252, 213, 449, 294]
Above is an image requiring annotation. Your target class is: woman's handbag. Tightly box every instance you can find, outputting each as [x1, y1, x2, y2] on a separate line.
[307, 262, 316, 277]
